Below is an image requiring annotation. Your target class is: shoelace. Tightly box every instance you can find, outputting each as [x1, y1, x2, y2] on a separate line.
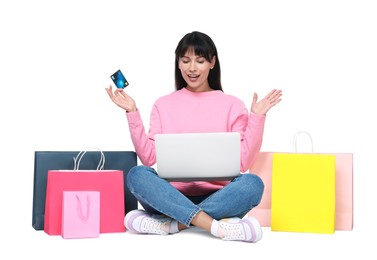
[141, 217, 171, 235]
[219, 221, 245, 240]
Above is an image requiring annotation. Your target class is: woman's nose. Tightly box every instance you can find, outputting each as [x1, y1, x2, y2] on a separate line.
[189, 62, 197, 71]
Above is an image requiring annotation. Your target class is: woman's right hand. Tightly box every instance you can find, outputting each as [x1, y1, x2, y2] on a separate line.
[105, 85, 137, 112]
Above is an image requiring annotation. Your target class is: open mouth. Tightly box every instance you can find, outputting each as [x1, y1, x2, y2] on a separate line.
[188, 74, 199, 80]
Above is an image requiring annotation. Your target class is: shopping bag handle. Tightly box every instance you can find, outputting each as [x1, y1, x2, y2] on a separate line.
[293, 131, 313, 153]
[76, 194, 90, 222]
[73, 147, 105, 170]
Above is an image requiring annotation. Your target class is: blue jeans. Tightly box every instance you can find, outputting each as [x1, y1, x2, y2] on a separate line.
[127, 165, 264, 227]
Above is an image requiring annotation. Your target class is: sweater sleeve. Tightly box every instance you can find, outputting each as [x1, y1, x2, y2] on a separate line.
[231, 107, 266, 172]
[125, 110, 157, 166]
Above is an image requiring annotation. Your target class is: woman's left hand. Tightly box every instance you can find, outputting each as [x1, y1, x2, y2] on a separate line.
[251, 89, 282, 115]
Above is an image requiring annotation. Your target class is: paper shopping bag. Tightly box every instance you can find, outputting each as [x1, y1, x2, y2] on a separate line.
[248, 152, 353, 231]
[271, 153, 336, 234]
[248, 152, 273, 227]
[32, 150, 137, 231]
[334, 153, 354, 230]
[62, 191, 100, 239]
[45, 169, 124, 235]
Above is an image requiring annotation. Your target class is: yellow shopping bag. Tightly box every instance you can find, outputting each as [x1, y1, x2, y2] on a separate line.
[271, 135, 336, 234]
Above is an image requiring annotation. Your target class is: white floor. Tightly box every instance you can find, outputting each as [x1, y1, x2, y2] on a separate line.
[4, 221, 370, 260]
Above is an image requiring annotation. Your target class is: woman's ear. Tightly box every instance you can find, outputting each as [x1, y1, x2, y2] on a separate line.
[211, 56, 216, 68]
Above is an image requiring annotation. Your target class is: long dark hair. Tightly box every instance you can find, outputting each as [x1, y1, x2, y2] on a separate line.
[174, 31, 222, 91]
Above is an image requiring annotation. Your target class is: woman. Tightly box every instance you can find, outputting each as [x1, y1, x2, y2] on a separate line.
[106, 31, 282, 242]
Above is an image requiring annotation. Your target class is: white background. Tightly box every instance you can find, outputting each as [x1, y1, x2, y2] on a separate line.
[1, 0, 376, 259]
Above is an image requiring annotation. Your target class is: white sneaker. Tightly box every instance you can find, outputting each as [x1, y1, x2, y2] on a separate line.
[124, 210, 172, 235]
[218, 216, 263, 242]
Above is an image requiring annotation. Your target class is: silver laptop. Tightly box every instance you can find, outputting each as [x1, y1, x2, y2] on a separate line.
[154, 132, 241, 181]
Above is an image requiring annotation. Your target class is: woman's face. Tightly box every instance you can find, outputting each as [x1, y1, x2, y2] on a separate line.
[178, 49, 216, 92]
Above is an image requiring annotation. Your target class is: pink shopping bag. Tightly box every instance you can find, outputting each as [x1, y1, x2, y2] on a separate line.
[44, 170, 125, 235]
[44, 149, 126, 235]
[248, 151, 353, 231]
[62, 191, 100, 239]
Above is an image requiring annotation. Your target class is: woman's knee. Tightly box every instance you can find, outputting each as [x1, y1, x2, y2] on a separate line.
[127, 165, 154, 187]
[242, 173, 265, 204]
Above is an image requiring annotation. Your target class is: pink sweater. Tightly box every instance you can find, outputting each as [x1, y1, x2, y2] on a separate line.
[126, 87, 266, 196]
